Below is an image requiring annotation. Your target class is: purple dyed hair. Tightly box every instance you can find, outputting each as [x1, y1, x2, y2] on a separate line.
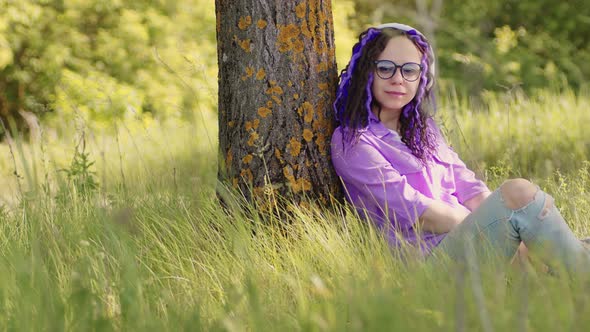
[333, 26, 437, 163]
[333, 28, 381, 131]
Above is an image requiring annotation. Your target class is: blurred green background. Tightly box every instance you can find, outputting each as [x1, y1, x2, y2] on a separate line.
[0, 0, 588, 139]
[0, 2, 589, 330]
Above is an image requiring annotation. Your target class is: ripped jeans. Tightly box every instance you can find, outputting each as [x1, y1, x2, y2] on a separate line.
[432, 186, 590, 275]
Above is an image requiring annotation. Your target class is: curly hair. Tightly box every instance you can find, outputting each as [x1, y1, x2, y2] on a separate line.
[333, 27, 437, 163]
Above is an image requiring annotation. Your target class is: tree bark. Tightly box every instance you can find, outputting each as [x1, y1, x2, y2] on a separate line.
[215, 0, 341, 209]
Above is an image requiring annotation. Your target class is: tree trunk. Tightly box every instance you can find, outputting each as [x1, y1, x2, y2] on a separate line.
[215, 0, 341, 209]
[0, 81, 35, 142]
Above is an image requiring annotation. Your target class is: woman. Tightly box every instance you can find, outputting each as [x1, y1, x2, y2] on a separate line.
[331, 23, 589, 275]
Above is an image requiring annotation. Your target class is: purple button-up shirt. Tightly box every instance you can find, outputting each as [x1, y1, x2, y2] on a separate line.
[331, 113, 490, 254]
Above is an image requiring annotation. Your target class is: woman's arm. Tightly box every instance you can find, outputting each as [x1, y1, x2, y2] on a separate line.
[430, 122, 491, 209]
[419, 201, 470, 234]
[463, 191, 490, 211]
[331, 130, 436, 232]
[419, 191, 490, 234]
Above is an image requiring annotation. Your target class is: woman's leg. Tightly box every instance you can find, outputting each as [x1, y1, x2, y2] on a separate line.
[433, 179, 590, 275]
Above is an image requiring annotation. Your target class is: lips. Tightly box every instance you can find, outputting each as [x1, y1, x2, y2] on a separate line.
[385, 91, 406, 96]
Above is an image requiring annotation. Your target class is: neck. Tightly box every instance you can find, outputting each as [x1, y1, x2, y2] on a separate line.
[372, 106, 402, 132]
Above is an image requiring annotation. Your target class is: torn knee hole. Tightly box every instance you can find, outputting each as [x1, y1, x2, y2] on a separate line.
[500, 179, 538, 210]
[538, 196, 554, 220]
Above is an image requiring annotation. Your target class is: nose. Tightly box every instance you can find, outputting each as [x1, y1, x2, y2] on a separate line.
[390, 68, 404, 84]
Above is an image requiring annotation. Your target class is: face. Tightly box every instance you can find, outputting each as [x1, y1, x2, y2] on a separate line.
[371, 36, 423, 116]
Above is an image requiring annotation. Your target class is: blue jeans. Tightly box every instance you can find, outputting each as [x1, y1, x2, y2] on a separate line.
[432, 187, 590, 275]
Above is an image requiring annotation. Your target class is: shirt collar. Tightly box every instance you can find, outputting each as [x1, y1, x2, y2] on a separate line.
[367, 110, 392, 138]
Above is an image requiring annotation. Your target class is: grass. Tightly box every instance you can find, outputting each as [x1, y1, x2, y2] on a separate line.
[1, 88, 590, 330]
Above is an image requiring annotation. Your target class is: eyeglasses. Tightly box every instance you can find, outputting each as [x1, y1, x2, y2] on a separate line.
[373, 60, 422, 82]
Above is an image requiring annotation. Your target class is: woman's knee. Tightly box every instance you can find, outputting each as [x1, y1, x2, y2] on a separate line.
[500, 178, 538, 210]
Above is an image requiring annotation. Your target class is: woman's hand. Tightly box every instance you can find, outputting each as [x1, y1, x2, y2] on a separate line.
[419, 201, 470, 234]
[463, 191, 491, 211]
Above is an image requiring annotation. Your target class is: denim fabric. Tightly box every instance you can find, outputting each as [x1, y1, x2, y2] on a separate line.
[432, 188, 590, 275]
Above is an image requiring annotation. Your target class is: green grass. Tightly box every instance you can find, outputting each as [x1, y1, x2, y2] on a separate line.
[1, 89, 590, 330]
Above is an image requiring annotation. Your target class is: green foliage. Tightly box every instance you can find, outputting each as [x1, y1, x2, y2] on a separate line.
[347, 0, 590, 97]
[333, 0, 358, 71]
[0, 1, 590, 329]
[52, 69, 145, 129]
[59, 134, 98, 199]
[0, 0, 217, 135]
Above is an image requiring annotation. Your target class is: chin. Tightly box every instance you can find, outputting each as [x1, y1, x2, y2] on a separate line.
[382, 103, 407, 113]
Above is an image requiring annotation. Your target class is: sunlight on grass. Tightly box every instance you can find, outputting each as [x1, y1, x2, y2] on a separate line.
[1, 88, 590, 329]
[2, 0, 590, 330]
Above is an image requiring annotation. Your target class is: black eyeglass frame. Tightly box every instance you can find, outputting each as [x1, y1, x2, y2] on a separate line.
[373, 60, 423, 82]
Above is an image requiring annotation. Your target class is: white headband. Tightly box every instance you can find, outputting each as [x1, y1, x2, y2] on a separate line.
[375, 23, 435, 90]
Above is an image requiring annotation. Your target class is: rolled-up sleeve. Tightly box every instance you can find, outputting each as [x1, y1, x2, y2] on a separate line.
[445, 147, 490, 204]
[331, 133, 435, 231]
[430, 120, 490, 205]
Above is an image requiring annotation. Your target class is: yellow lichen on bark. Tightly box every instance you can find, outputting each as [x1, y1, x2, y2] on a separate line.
[252, 185, 277, 213]
[288, 137, 302, 157]
[266, 85, 284, 95]
[303, 129, 314, 142]
[292, 177, 312, 193]
[277, 24, 303, 53]
[298, 0, 329, 55]
[239, 39, 252, 52]
[242, 154, 253, 164]
[302, 101, 314, 123]
[293, 94, 299, 100]
[283, 166, 294, 179]
[301, 20, 312, 39]
[283, 167, 310, 193]
[241, 66, 255, 81]
[295, 3, 306, 18]
[315, 5, 328, 52]
[226, 149, 233, 165]
[257, 19, 268, 29]
[258, 107, 272, 118]
[275, 148, 284, 163]
[256, 68, 266, 80]
[271, 95, 282, 105]
[283, 166, 296, 191]
[245, 119, 260, 131]
[240, 168, 254, 183]
[316, 62, 328, 73]
[319, 194, 327, 205]
[247, 132, 260, 146]
[238, 16, 252, 30]
[228, 121, 235, 128]
[313, 118, 329, 132]
[316, 132, 327, 156]
[308, 0, 318, 36]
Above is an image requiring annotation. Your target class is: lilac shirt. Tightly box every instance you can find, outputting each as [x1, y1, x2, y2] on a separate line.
[331, 114, 490, 254]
